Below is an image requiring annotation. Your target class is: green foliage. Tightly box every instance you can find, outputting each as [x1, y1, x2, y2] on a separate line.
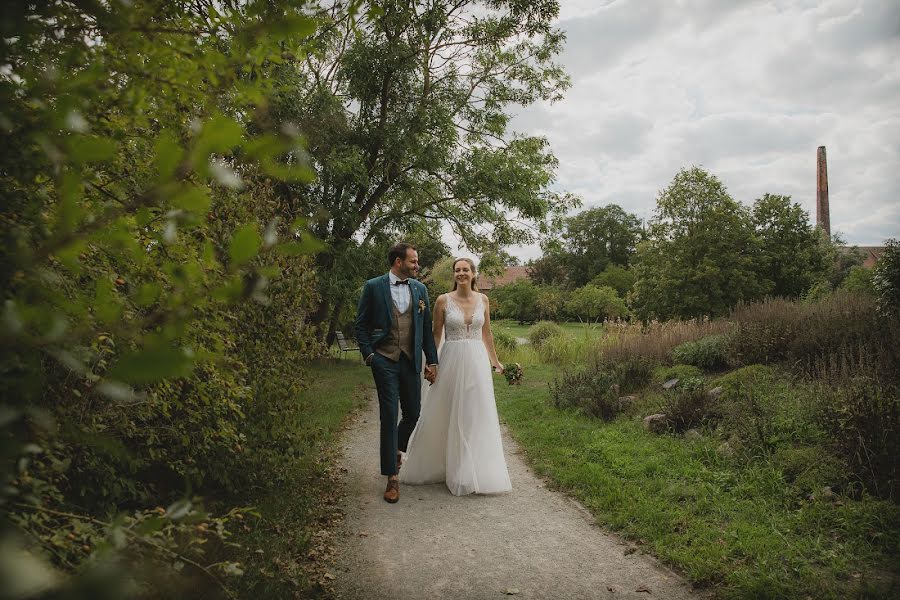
[291, 0, 578, 334]
[670, 334, 731, 371]
[528, 321, 563, 346]
[752, 193, 830, 298]
[526, 252, 568, 286]
[0, 0, 343, 594]
[491, 328, 519, 353]
[534, 284, 566, 321]
[564, 285, 628, 323]
[560, 205, 642, 287]
[660, 377, 718, 432]
[652, 364, 704, 385]
[630, 167, 769, 320]
[840, 265, 875, 295]
[873, 238, 900, 317]
[818, 377, 899, 499]
[491, 279, 539, 322]
[551, 368, 622, 421]
[590, 265, 636, 298]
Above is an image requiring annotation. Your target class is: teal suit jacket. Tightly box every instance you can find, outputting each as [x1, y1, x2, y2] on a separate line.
[354, 274, 439, 374]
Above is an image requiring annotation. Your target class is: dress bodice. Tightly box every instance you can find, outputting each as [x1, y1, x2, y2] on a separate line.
[444, 294, 484, 341]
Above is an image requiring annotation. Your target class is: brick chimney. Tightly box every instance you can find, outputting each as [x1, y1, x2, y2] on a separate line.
[817, 146, 830, 236]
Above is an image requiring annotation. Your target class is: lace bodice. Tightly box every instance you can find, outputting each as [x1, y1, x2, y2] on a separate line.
[444, 294, 484, 341]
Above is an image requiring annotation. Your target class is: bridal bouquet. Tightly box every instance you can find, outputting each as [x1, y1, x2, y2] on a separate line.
[503, 362, 523, 385]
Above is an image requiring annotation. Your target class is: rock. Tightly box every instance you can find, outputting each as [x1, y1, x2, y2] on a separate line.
[662, 378, 679, 390]
[684, 428, 702, 440]
[642, 413, 668, 434]
[707, 386, 724, 400]
[716, 441, 734, 457]
[611, 383, 621, 395]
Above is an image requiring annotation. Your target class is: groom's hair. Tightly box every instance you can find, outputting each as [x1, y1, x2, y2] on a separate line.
[388, 242, 416, 266]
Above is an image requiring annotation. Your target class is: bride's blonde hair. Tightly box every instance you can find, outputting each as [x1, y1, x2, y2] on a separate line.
[451, 257, 479, 291]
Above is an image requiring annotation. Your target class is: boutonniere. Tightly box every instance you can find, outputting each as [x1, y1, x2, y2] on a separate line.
[418, 299, 426, 314]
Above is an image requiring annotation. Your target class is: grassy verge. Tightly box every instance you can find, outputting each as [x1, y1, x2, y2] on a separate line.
[223, 357, 371, 598]
[494, 363, 900, 599]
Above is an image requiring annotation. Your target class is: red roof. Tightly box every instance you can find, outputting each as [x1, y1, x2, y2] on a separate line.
[479, 266, 530, 291]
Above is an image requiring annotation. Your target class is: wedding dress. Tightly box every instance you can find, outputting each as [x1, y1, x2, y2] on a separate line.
[400, 294, 512, 496]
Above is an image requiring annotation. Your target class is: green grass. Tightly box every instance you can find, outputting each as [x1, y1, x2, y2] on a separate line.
[495, 365, 900, 599]
[225, 357, 371, 598]
[494, 319, 605, 341]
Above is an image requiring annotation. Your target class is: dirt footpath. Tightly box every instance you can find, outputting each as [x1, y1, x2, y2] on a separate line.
[330, 392, 705, 600]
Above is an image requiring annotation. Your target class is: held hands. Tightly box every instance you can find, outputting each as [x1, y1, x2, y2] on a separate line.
[492, 362, 504, 375]
[424, 364, 438, 385]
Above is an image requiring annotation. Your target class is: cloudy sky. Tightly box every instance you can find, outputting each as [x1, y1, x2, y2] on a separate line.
[461, 0, 900, 262]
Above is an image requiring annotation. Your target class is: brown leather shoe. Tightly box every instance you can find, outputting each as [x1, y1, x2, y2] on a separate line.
[384, 478, 399, 504]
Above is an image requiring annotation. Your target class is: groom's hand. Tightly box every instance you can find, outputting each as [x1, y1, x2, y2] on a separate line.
[424, 364, 438, 384]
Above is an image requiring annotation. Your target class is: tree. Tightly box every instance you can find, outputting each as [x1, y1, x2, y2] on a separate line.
[0, 1, 343, 594]
[630, 167, 769, 320]
[526, 251, 569, 286]
[841, 266, 875, 295]
[491, 279, 539, 323]
[535, 285, 566, 321]
[590, 265, 636, 298]
[752, 193, 830, 298]
[565, 285, 628, 323]
[562, 204, 642, 287]
[276, 0, 577, 338]
[873, 238, 900, 316]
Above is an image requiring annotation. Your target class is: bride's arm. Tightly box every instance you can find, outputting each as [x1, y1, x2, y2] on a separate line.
[480, 294, 503, 373]
[432, 294, 446, 349]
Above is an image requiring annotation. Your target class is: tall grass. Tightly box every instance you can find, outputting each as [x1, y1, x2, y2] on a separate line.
[591, 318, 733, 367]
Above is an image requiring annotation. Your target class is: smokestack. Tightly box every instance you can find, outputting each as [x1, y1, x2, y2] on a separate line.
[817, 146, 830, 236]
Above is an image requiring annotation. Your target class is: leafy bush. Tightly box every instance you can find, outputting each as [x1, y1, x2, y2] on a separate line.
[818, 377, 899, 500]
[661, 378, 718, 432]
[609, 356, 655, 393]
[873, 238, 900, 317]
[492, 328, 518, 353]
[529, 321, 563, 346]
[671, 334, 731, 370]
[551, 368, 623, 421]
[653, 364, 703, 385]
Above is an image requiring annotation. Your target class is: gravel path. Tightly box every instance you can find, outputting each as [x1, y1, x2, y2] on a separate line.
[330, 391, 704, 600]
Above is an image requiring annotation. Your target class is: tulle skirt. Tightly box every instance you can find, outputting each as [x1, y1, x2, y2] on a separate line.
[400, 339, 512, 496]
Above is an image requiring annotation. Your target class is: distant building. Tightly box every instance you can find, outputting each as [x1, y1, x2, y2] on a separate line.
[479, 265, 530, 292]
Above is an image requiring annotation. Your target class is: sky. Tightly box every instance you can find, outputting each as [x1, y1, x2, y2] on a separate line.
[451, 0, 900, 262]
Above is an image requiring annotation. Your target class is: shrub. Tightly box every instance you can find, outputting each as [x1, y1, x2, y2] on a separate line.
[492, 328, 518, 353]
[661, 377, 718, 432]
[671, 334, 731, 371]
[551, 368, 622, 421]
[528, 320, 563, 346]
[873, 238, 900, 317]
[818, 377, 899, 500]
[610, 356, 655, 393]
[653, 364, 703, 385]
[594, 318, 732, 366]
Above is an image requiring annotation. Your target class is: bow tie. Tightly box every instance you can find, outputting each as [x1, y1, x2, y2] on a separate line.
[394, 279, 409, 285]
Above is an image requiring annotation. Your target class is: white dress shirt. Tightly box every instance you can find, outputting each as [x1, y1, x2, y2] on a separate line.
[388, 271, 412, 313]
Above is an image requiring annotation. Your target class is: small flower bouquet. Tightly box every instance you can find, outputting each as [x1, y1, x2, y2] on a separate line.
[503, 362, 523, 385]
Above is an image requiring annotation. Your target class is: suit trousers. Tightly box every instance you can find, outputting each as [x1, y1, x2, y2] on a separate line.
[370, 352, 421, 476]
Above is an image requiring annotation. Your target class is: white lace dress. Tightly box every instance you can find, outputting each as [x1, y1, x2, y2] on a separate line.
[400, 294, 512, 496]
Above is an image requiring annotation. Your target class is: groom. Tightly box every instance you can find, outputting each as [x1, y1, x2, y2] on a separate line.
[355, 242, 439, 503]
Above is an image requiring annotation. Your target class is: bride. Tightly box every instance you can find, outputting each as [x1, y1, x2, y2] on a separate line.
[400, 257, 512, 496]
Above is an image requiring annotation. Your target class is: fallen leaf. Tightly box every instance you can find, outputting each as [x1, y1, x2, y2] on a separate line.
[504, 588, 520, 595]
[636, 586, 651, 594]
[624, 547, 637, 556]
[323, 572, 336, 581]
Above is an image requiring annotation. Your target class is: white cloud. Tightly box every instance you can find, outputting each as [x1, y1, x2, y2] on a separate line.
[476, 0, 900, 262]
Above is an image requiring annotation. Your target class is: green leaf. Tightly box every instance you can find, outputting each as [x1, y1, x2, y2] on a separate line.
[108, 346, 193, 384]
[196, 115, 243, 155]
[67, 135, 116, 163]
[155, 131, 184, 179]
[170, 185, 212, 213]
[56, 170, 84, 235]
[229, 223, 261, 266]
[135, 516, 166, 536]
[94, 279, 122, 324]
[134, 283, 161, 307]
[276, 237, 325, 256]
